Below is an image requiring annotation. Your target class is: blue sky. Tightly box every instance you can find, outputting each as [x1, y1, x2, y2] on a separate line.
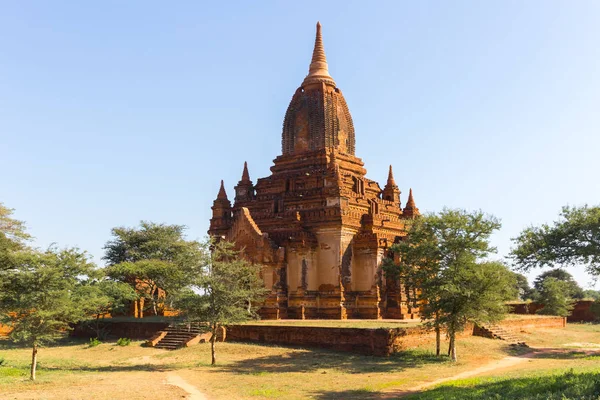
[1, 1, 599, 289]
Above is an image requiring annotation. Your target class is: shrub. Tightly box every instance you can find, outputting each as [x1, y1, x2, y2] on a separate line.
[116, 338, 131, 346]
[0, 356, 5, 366]
[88, 337, 101, 347]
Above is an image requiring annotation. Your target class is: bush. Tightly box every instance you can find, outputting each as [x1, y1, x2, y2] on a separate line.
[116, 338, 131, 346]
[88, 337, 102, 347]
[0, 356, 5, 366]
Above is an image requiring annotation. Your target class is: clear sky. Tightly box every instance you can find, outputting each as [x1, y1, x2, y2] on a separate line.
[1, 1, 599, 289]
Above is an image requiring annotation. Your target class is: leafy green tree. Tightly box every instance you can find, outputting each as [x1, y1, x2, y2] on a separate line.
[533, 269, 584, 299]
[582, 290, 600, 301]
[536, 277, 576, 317]
[0, 203, 31, 269]
[175, 239, 268, 365]
[103, 222, 203, 317]
[438, 259, 516, 361]
[385, 209, 516, 362]
[0, 247, 95, 380]
[512, 272, 535, 301]
[0, 203, 31, 246]
[80, 279, 138, 338]
[511, 205, 600, 277]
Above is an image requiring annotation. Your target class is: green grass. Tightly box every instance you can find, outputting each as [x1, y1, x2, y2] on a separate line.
[407, 368, 600, 400]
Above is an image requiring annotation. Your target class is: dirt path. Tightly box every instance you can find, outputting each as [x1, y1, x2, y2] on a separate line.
[166, 373, 209, 400]
[385, 347, 600, 398]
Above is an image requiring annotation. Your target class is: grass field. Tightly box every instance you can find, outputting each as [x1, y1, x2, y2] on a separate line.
[0, 323, 598, 399]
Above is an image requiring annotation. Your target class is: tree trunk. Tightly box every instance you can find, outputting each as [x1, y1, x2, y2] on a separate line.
[30, 343, 38, 381]
[450, 330, 457, 362]
[151, 287, 158, 316]
[210, 324, 217, 366]
[435, 325, 441, 356]
[138, 298, 144, 318]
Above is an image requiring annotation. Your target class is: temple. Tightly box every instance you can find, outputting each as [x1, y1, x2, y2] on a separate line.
[209, 22, 421, 319]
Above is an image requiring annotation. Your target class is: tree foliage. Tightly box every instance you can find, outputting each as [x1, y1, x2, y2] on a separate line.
[512, 272, 535, 301]
[511, 205, 600, 276]
[0, 246, 95, 380]
[79, 279, 138, 338]
[536, 277, 576, 317]
[175, 239, 268, 365]
[533, 268, 584, 300]
[103, 222, 203, 317]
[384, 209, 516, 362]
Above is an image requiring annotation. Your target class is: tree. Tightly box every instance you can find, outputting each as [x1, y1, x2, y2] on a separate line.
[385, 209, 516, 362]
[0, 202, 31, 246]
[513, 272, 535, 301]
[511, 205, 600, 277]
[103, 222, 203, 317]
[174, 239, 268, 365]
[582, 290, 600, 301]
[0, 247, 95, 380]
[79, 279, 138, 338]
[0, 203, 31, 269]
[533, 269, 584, 299]
[536, 277, 576, 317]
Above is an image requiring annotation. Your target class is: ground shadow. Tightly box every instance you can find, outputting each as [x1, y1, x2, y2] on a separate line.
[310, 388, 384, 400]
[528, 348, 600, 360]
[398, 370, 600, 400]
[38, 363, 174, 373]
[0, 336, 92, 350]
[223, 345, 448, 375]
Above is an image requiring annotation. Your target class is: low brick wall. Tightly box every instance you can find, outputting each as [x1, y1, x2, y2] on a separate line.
[71, 320, 171, 339]
[509, 300, 597, 322]
[226, 325, 397, 356]
[497, 316, 566, 331]
[227, 316, 566, 356]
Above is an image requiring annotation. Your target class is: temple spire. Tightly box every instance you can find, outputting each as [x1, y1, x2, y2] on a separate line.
[302, 22, 336, 86]
[382, 165, 400, 204]
[217, 180, 228, 200]
[403, 188, 420, 217]
[234, 162, 254, 203]
[241, 161, 251, 183]
[387, 165, 396, 187]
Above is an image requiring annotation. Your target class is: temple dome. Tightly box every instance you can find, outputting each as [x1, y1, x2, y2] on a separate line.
[281, 23, 356, 156]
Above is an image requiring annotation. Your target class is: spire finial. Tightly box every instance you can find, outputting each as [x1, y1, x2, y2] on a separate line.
[302, 22, 336, 86]
[241, 161, 250, 183]
[403, 188, 420, 217]
[406, 188, 415, 207]
[217, 180, 228, 200]
[387, 165, 396, 187]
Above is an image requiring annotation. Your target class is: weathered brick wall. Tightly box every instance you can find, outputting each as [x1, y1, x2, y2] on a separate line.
[497, 317, 566, 331]
[226, 325, 396, 356]
[227, 316, 566, 356]
[570, 300, 596, 322]
[509, 300, 596, 322]
[71, 321, 170, 339]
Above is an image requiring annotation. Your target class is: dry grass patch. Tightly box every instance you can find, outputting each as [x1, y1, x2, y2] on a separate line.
[244, 319, 422, 329]
[2, 323, 596, 399]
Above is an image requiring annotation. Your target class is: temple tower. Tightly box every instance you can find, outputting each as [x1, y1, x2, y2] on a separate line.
[208, 23, 421, 320]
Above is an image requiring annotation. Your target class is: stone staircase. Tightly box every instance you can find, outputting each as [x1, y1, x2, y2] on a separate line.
[475, 324, 528, 347]
[153, 323, 207, 350]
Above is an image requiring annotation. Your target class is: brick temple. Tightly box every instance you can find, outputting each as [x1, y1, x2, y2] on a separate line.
[209, 23, 420, 320]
